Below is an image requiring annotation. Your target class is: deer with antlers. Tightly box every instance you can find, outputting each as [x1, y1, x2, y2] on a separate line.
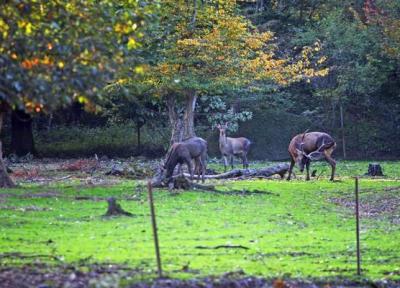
[287, 131, 337, 181]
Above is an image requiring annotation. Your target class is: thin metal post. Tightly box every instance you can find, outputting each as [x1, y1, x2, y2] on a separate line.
[147, 181, 162, 278]
[355, 177, 361, 275]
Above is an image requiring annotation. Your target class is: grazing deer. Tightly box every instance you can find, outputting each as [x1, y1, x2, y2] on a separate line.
[217, 124, 251, 172]
[163, 137, 207, 183]
[287, 131, 337, 181]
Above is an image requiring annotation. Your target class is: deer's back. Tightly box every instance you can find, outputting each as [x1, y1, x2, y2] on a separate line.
[182, 137, 207, 158]
[289, 132, 334, 155]
[223, 137, 250, 155]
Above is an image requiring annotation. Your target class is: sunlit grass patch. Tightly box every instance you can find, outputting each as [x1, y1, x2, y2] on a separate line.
[0, 161, 399, 283]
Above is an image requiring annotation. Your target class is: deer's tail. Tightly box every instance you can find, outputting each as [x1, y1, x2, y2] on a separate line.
[244, 139, 252, 152]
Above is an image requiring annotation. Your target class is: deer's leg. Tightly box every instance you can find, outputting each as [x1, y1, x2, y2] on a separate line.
[287, 159, 295, 180]
[230, 155, 234, 170]
[223, 155, 228, 172]
[177, 163, 183, 176]
[186, 159, 193, 181]
[200, 153, 207, 183]
[324, 154, 336, 181]
[243, 153, 249, 169]
[194, 158, 201, 182]
[305, 160, 310, 181]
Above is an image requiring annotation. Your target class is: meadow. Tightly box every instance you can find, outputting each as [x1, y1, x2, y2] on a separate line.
[0, 160, 399, 286]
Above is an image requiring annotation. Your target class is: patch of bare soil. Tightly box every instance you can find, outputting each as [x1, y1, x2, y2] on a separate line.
[330, 188, 400, 223]
[0, 264, 139, 288]
[5, 157, 161, 185]
[0, 205, 52, 212]
[0, 265, 398, 288]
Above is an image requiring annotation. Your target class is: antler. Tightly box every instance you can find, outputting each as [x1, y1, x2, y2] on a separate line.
[306, 139, 332, 160]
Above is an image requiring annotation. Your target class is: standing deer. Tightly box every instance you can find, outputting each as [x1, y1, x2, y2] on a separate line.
[163, 137, 207, 182]
[287, 131, 336, 181]
[217, 123, 251, 172]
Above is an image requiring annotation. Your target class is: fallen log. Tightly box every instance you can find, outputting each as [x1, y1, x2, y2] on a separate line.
[195, 245, 250, 250]
[183, 163, 289, 180]
[151, 163, 289, 189]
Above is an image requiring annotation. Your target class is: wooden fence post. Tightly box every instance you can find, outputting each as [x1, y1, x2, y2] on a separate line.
[355, 177, 361, 275]
[147, 181, 162, 278]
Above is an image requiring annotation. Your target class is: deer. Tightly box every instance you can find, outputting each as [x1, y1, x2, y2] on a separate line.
[287, 130, 337, 181]
[163, 136, 207, 183]
[217, 123, 251, 172]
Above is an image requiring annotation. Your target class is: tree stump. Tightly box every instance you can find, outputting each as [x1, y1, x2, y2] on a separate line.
[104, 197, 133, 217]
[365, 163, 384, 176]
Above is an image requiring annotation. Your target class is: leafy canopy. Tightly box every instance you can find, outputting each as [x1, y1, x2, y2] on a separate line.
[0, 0, 153, 113]
[138, 0, 328, 99]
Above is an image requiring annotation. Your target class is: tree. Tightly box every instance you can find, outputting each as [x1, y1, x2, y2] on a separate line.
[103, 83, 162, 153]
[286, 0, 400, 157]
[0, 1, 152, 187]
[133, 0, 328, 144]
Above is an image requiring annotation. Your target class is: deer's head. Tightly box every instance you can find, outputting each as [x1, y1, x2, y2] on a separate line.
[295, 137, 327, 171]
[295, 143, 311, 172]
[216, 123, 228, 138]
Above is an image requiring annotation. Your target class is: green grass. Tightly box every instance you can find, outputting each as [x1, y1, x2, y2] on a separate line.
[0, 161, 399, 283]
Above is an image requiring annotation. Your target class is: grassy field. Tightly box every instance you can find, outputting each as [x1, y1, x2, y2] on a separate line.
[0, 160, 399, 284]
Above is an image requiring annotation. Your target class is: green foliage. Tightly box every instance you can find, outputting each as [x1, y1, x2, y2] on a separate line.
[0, 0, 153, 112]
[0, 162, 399, 281]
[199, 95, 253, 132]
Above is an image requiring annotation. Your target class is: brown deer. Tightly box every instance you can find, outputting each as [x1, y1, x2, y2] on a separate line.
[287, 131, 336, 181]
[163, 137, 207, 182]
[217, 124, 251, 172]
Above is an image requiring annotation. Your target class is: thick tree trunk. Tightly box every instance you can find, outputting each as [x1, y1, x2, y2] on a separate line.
[11, 110, 35, 156]
[166, 94, 184, 144]
[0, 111, 15, 188]
[166, 91, 197, 145]
[182, 91, 197, 139]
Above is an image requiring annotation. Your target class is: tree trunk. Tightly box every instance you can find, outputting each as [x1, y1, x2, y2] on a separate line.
[11, 110, 35, 156]
[0, 111, 16, 188]
[182, 91, 197, 139]
[166, 92, 197, 145]
[166, 94, 184, 144]
[136, 124, 141, 152]
[299, 0, 305, 22]
[191, 0, 197, 26]
[340, 103, 346, 159]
